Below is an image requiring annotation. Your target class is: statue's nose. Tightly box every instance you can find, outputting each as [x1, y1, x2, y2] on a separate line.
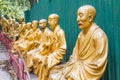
[77, 16, 80, 22]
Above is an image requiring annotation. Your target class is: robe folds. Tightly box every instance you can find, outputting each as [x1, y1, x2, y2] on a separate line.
[26, 27, 52, 69]
[47, 25, 67, 69]
[13, 28, 41, 51]
[26, 25, 66, 80]
[37, 25, 66, 80]
[49, 23, 108, 80]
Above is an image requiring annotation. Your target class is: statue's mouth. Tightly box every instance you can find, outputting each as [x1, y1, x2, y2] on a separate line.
[78, 22, 82, 26]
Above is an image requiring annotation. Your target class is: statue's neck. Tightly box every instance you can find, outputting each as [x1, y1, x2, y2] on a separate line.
[82, 22, 93, 35]
[41, 27, 46, 32]
[53, 24, 59, 31]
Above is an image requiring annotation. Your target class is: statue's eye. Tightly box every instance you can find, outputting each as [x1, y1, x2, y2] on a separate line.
[79, 13, 83, 17]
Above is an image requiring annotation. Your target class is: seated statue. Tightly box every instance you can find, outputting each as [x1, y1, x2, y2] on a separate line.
[12, 22, 20, 41]
[33, 19, 52, 55]
[8, 19, 16, 37]
[26, 19, 53, 75]
[17, 20, 41, 56]
[47, 14, 67, 69]
[0, 15, 8, 33]
[36, 14, 66, 80]
[12, 23, 27, 53]
[7, 16, 14, 36]
[18, 17, 26, 38]
[13, 22, 29, 46]
[12, 22, 36, 55]
[49, 5, 108, 80]
[13, 21, 39, 55]
[23, 20, 41, 53]
[27, 14, 67, 80]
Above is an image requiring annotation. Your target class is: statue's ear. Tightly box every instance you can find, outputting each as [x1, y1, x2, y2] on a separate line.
[88, 14, 93, 22]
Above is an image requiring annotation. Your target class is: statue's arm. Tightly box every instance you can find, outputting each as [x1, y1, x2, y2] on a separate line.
[47, 30, 66, 69]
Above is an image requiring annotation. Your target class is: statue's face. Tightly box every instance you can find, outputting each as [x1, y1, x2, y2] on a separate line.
[27, 23, 31, 29]
[20, 17, 24, 23]
[77, 8, 91, 30]
[15, 22, 19, 28]
[32, 22, 38, 30]
[39, 21, 47, 29]
[48, 17, 58, 30]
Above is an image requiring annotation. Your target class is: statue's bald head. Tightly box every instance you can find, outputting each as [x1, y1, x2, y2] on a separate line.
[48, 14, 60, 30]
[39, 19, 47, 24]
[32, 20, 38, 25]
[48, 14, 60, 22]
[19, 17, 25, 23]
[78, 5, 96, 20]
[32, 20, 38, 29]
[39, 19, 47, 28]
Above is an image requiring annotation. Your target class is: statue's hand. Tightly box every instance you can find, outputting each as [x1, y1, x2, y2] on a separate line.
[42, 56, 48, 66]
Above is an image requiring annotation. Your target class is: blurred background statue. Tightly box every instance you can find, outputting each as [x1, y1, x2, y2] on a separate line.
[26, 19, 53, 76]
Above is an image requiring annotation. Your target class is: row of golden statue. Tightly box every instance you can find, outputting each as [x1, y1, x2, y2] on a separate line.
[0, 5, 108, 80]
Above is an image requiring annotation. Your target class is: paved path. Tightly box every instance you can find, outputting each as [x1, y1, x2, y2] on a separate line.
[30, 73, 38, 80]
[0, 41, 13, 80]
[0, 31, 38, 80]
[0, 41, 38, 80]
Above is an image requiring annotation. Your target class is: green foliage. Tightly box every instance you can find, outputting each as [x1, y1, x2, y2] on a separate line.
[0, 0, 30, 19]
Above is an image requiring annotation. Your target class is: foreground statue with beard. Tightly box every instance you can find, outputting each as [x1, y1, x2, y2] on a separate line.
[49, 5, 108, 80]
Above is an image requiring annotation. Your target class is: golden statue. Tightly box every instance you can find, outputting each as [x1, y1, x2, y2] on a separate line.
[27, 14, 67, 80]
[49, 5, 108, 80]
[7, 18, 15, 37]
[12, 21, 37, 56]
[26, 19, 53, 75]
[8, 19, 15, 38]
[18, 20, 40, 55]
[0, 15, 8, 33]
[13, 22, 31, 49]
[12, 22, 19, 41]
[18, 17, 26, 38]
[37, 14, 67, 80]
[23, 20, 41, 53]
[47, 14, 67, 69]
[0, 15, 20, 41]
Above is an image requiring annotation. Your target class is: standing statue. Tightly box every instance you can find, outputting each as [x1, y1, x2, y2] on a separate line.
[49, 5, 108, 80]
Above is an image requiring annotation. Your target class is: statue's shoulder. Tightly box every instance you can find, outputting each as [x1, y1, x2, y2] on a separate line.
[93, 26, 108, 40]
[57, 26, 65, 35]
[46, 28, 52, 34]
[78, 32, 82, 39]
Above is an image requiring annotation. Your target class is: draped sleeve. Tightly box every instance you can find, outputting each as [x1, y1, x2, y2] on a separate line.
[47, 29, 66, 69]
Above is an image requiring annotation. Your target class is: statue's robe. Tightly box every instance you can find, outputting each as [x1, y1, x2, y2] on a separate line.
[26, 27, 53, 73]
[49, 23, 108, 80]
[23, 28, 41, 52]
[19, 23, 26, 38]
[13, 24, 29, 50]
[13, 28, 41, 56]
[36, 25, 66, 80]
[47, 25, 67, 69]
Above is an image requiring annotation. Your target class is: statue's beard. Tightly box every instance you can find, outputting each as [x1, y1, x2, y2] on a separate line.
[40, 27, 46, 31]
